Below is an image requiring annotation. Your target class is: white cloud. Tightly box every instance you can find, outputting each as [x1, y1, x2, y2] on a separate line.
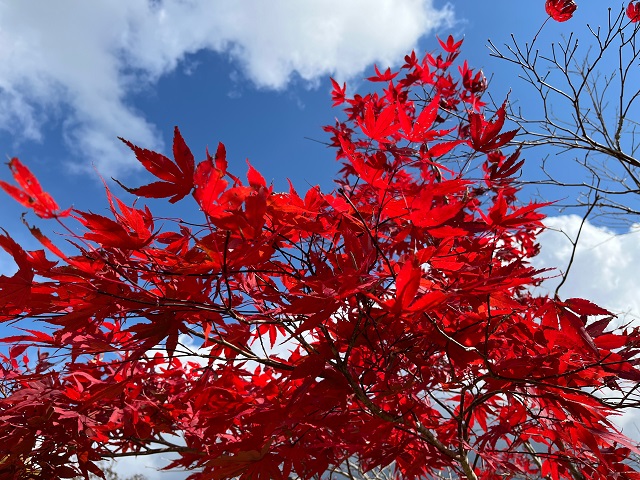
[0, 0, 454, 176]
[532, 215, 640, 320]
[532, 214, 640, 439]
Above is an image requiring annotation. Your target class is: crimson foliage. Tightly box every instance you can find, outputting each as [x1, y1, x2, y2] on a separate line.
[1, 37, 639, 480]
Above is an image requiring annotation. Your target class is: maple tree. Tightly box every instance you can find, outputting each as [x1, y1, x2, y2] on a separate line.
[1, 29, 640, 480]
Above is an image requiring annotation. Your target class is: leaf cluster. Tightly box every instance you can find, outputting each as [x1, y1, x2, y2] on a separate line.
[0, 36, 639, 480]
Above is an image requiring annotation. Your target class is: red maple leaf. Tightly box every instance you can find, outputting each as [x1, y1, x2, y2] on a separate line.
[397, 95, 440, 143]
[545, 0, 577, 22]
[357, 103, 400, 142]
[437, 35, 463, 53]
[330, 78, 346, 106]
[628, 1, 640, 22]
[0, 158, 71, 219]
[366, 65, 399, 83]
[117, 126, 195, 203]
[467, 101, 518, 152]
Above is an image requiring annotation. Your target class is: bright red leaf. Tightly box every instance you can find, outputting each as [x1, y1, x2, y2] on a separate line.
[628, 1, 640, 22]
[357, 103, 400, 142]
[366, 64, 399, 82]
[545, 0, 577, 22]
[438, 35, 464, 53]
[468, 101, 518, 152]
[118, 126, 195, 203]
[0, 158, 70, 219]
[330, 78, 346, 106]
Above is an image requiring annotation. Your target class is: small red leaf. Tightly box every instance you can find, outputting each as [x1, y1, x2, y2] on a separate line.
[246, 161, 266, 188]
[563, 298, 612, 316]
[628, 1, 640, 22]
[366, 65, 398, 82]
[10, 344, 29, 359]
[118, 127, 195, 203]
[393, 261, 421, 312]
[545, 0, 577, 22]
[330, 78, 346, 106]
[468, 101, 518, 152]
[0, 158, 70, 218]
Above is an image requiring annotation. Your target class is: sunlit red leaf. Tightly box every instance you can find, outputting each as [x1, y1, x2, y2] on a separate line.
[246, 161, 267, 188]
[627, 1, 640, 22]
[563, 298, 613, 316]
[366, 65, 399, 82]
[397, 95, 440, 142]
[330, 78, 346, 106]
[357, 103, 400, 142]
[193, 156, 228, 218]
[437, 35, 463, 53]
[468, 101, 518, 153]
[545, 0, 577, 22]
[0, 158, 71, 218]
[78, 211, 150, 249]
[118, 126, 194, 203]
[0, 230, 33, 309]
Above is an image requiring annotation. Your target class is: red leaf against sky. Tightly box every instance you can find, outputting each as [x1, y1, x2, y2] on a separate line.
[628, 1, 640, 22]
[437, 35, 464, 53]
[545, 0, 577, 22]
[0, 158, 70, 219]
[468, 101, 518, 152]
[77, 211, 150, 250]
[459, 60, 486, 97]
[562, 297, 613, 316]
[357, 103, 400, 142]
[397, 95, 440, 143]
[192, 144, 229, 218]
[366, 64, 399, 82]
[0, 231, 33, 312]
[246, 160, 267, 188]
[330, 78, 346, 106]
[118, 126, 195, 203]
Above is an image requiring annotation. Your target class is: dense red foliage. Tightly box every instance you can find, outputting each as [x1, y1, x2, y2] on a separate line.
[1, 36, 640, 480]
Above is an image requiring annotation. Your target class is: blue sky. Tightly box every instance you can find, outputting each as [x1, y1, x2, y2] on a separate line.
[0, 2, 618, 217]
[1, 1, 640, 477]
[0, 1, 580, 212]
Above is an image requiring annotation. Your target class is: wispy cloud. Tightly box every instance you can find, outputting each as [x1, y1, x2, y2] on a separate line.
[532, 215, 640, 439]
[0, 0, 454, 176]
[532, 215, 640, 320]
